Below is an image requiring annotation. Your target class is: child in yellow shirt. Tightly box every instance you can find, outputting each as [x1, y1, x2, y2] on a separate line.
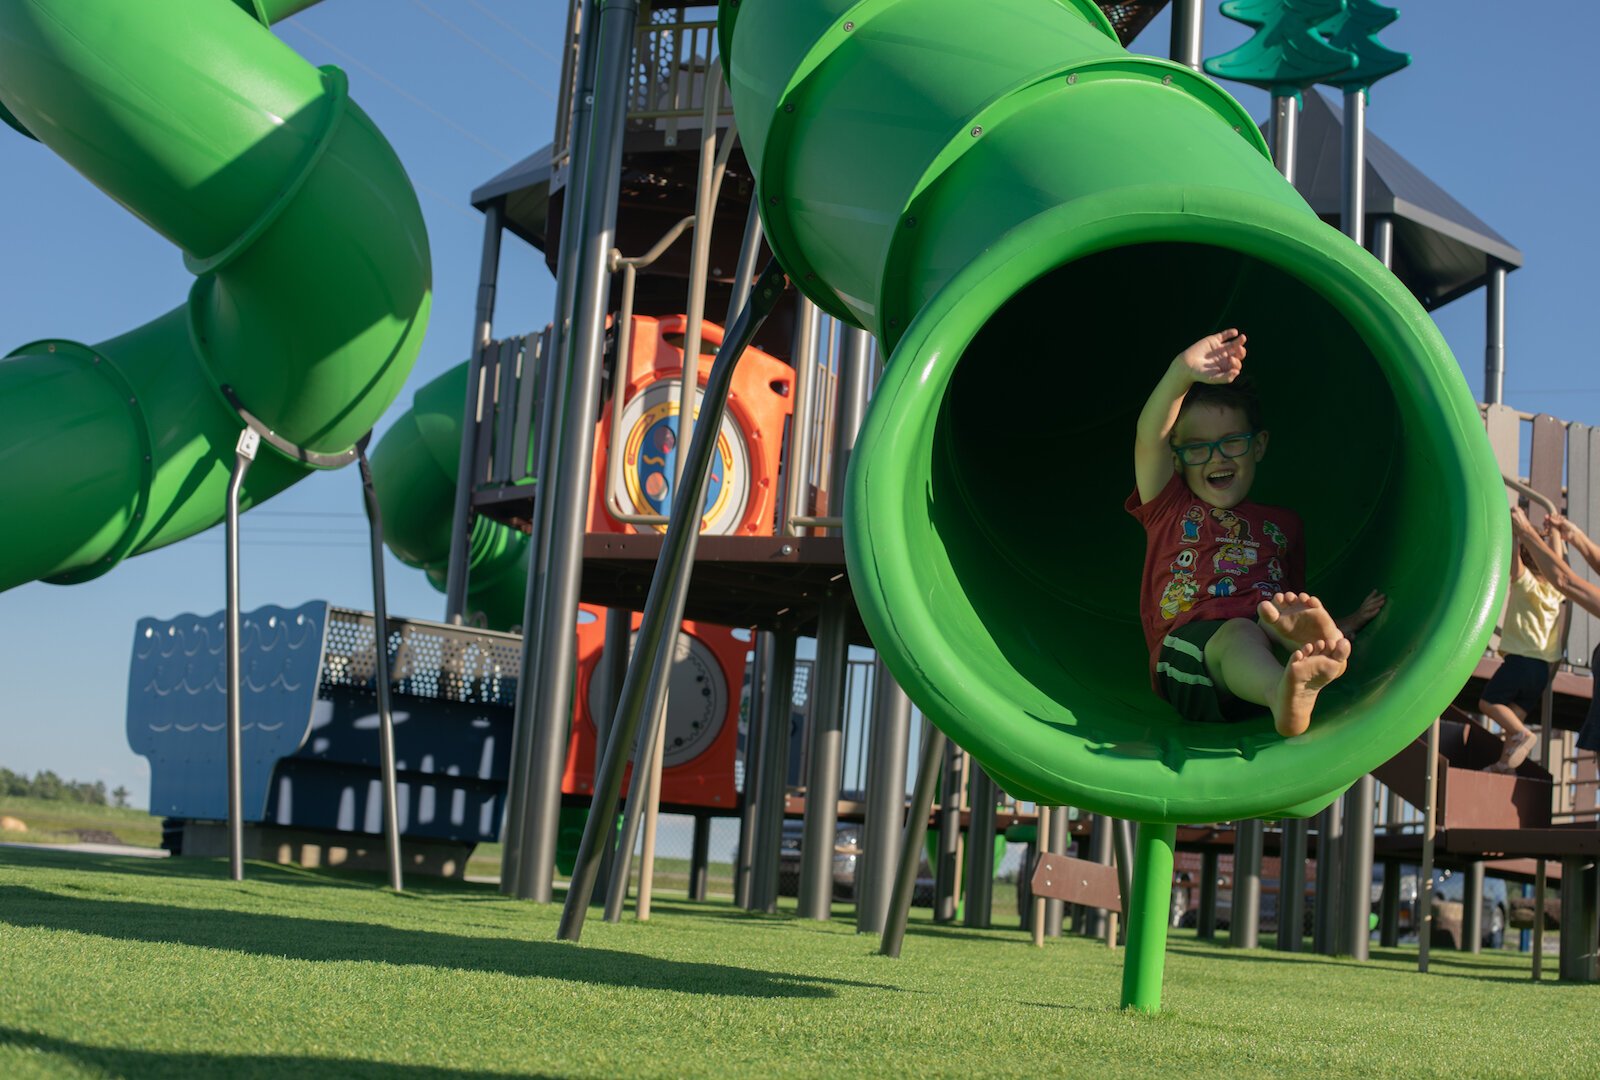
[1479, 505, 1566, 772]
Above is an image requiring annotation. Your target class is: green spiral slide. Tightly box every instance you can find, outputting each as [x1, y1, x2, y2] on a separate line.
[0, 0, 430, 592]
[720, 0, 1505, 1008]
[369, 362, 531, 631]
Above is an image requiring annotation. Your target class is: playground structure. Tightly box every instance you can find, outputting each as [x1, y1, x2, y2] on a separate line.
[3, 0, 1598, 1020]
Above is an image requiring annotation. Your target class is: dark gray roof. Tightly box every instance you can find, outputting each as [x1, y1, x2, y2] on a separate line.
[470, 144, 553, 250]
[1285, 90, 1522, 309]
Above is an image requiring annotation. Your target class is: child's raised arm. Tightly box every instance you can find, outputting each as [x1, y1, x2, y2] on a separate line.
[1547, 512, 1597, 573]
[1513, 507, 1600, 619]
[1133, 329, 1247, 504]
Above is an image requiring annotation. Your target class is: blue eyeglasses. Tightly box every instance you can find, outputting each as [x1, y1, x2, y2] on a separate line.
[1170, 432, 1256, 467]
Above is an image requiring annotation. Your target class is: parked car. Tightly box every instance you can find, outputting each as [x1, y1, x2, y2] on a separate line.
[1371, 863, 1506, 949]
[777, 818, 936, 905]
[1175, 872, 1315, 935]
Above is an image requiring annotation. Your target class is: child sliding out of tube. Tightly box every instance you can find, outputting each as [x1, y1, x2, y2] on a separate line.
[1477, 504, 1565, 772]
[1127, 329, 1385, 736]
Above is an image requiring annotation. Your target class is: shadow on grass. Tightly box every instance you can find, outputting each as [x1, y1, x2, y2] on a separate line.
[1165, 942, 1549, 985]
[0, 886, 895, 999]
[0, 1028, 550, 1080]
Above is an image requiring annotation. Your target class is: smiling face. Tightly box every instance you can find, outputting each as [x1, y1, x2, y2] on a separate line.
[1170, 402, 1268, 510]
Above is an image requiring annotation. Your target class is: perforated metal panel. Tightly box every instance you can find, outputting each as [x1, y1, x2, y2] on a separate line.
[321, 607, 520, 706]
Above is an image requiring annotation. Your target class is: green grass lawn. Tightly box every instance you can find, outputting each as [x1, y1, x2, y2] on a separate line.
[0, 795, 163, 849]
[1, 846, 1594, 1079]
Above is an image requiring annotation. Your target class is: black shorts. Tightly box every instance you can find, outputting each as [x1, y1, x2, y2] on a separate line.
[1156, 619, 1258, 725]
[1481, 654, 1554, 715]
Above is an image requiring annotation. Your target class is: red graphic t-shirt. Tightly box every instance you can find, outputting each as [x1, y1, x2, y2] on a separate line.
[1125, 472, 1306, 688]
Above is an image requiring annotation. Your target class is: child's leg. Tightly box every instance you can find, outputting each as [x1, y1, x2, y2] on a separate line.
[1258, 592, 1342, 651]
[1206, 617, 1351, 737]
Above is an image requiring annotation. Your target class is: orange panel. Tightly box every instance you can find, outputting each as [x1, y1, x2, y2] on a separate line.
[561, 604, 750, 810]
[588, 314, 793, 536]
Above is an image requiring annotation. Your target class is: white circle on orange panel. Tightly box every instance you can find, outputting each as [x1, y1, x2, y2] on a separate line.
[617, 379, 750, 535]
[588, 630, 729, 769]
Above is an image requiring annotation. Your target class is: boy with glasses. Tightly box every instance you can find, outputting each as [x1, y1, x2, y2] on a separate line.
[1127, 329, 1385, 736]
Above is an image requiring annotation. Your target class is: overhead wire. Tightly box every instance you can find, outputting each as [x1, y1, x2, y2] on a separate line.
[461, 0, 562, 66]
[410, 0, 556, 99]
[282, 21, 517, 163]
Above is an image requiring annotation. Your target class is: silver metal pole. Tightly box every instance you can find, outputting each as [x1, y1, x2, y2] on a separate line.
[606, 690, 668, 920]
[1371, 215, 1395, 267]
[1198, 847, 1219, 939]
[1463, 859, 1484, 954]
[1485, 261, 1507, 406]
[673, 73, 725, 497]
[444, 204, 504, 623]
[962, 764, 997, 928]
[1230, 820, 1262, 948]
[558, 263, 791, 940]
[857, 661, 913, 934]
[357, 440, 405, 893]
[880, 720, 946, 958]
[1168, 0, 1204, 72]
[1271, 94, 1299, 187]
[501, 0, 603, 895]
[591, 608, 631, 906]
[1045, 808, 1069, 938]
[1342, 777, 1374, 958]
[1031, 806, 1051, 947]
[224, 428, 259, 883]
[734, 633, 769, 909]
[1418, 717, 1440, 973]
[1278, 820, 1307, 951]
[797, 594, 850, 919]
[1342, 87, 1365, 247]
[753, 632, 798, 913]
[783, 302, 821, 536]
[1085, 816, 1110, 940]
[725, 199, 765, 327]
[935, 743, 964, 922]
[1314, 798, 1345, 955]
[514, 0, 640, 903]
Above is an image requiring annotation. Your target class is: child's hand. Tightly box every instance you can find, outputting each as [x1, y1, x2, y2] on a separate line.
[1510, 505, 1536, 537]
[1547, 511, 1578, 542]
[1338, 589, 1387, 636]
[1174, 328, 1246, 385]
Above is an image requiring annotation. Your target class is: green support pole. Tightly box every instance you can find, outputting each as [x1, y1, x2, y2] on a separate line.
[1121, 822, 1177, 1014]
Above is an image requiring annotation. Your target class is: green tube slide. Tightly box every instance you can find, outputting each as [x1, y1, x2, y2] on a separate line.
[721, 0, 1506, 825]
[369, 362, 531, 632]
[0, 0, 430, 591]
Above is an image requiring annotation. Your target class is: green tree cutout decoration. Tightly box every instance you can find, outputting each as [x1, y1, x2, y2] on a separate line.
[1204, 0, 1356, 98]
[1319, 0, 1411, 92]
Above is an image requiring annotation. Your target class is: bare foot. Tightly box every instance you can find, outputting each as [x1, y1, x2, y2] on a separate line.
[1272, 637, 1351, 737]
[1259, 592, 1343, 651]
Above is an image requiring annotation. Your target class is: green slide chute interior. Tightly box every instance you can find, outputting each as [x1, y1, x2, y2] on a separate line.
[719, 0, 1505, 827]
[0, 0, 430, 591]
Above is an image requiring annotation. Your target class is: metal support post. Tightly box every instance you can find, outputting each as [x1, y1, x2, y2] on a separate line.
[963, 764, 997, 929]
[1462, 860, 1484, 953]
[752, 633, 798, 913]
[935, 743, 964, 923]
[1045, 807, 1069, 938]
[734, 633, 769, 909]
[590, 609, 631, 906]
[858, 660, 912, 935]
[1270, 94, 1299, 186]
[1278, 820, 1307, 951]
[1120, 823, 1178, 1014]
[1314, 797, 1345, 955]
[1085, 816, 1111, 940]
[1533, 860, 1547, 979]
[1379, 860, 1401, 948]
[631, 696, 670, 920]
[500, 0, 604, 895]
[1112, 818, 1135, 922]
[1167, 0, 1203, 72]
[1559, 856, 1598, 981]
[224, 428, 259, 882]
[1342, 776, 1374, 958]
[674, 72, 725, 482]
[798, 594, 850, 920]
[1198, 847, 1219, 939]
[514, 0, 641, 903]
[557, 262, 790, 940]
[689, 813, 711, 901]
[1485, 261, 1507, 406]
[1342, 87, 1366, 247]
[881, 720, 946, 958]
[357, 438, 404, 893]
[444, 204, 503, 623]
[724, 199, 765, 327]
[1030, 806, 1051, 946]
[1230, 820, 1262, 949]
[1418, 717, 1440, 973]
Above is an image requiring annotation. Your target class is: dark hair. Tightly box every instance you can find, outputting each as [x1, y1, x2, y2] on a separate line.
[1177, 376, 1265, 432]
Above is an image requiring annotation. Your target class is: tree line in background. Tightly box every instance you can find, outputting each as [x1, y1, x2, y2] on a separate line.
[1, 766, 129, 808]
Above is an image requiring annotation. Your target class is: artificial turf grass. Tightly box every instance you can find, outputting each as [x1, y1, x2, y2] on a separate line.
[1, 846, 1594, 1080]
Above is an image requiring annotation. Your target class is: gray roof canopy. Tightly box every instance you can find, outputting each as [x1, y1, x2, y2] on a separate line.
[1284, 90, 1522, 309]
[471, 144, 552, 250]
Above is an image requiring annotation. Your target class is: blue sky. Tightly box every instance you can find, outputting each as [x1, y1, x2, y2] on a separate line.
[2, 0, 1596, 805]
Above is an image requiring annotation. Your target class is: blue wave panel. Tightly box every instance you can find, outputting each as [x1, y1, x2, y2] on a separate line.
[126, 601, 328, 821]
